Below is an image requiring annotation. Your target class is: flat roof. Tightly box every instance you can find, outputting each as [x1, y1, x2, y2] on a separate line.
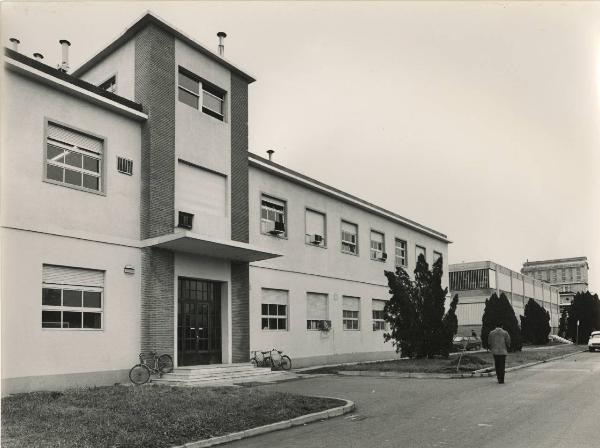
[522, 257, 588, 267]
[249, 152, 450, 243]
[72, 11, 255, 83]
[4, 48, 144, 113]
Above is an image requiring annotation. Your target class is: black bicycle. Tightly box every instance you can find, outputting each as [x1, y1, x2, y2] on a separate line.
[250, 350, 272, 367]
[129, 351, 174, 385]
[268, 348, 292, 371]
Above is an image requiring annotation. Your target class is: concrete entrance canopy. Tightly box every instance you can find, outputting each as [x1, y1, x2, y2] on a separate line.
[141, 231, 282, 262]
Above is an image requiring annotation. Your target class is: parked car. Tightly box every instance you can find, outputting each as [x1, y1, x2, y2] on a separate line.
[588, 331, 600, 352]
[452, 336, 482, 351]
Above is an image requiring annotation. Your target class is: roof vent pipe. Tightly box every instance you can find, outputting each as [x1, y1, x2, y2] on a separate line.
[266, 150, 274, 161]
[59, 39, 71, 72]
[33, 53, 44, 60]
[9, 38, 20, 52]
[217, 32, 226, 57]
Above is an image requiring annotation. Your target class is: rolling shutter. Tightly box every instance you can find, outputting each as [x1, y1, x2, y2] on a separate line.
[47, 123, 103, 154]
[261, 288, 288, 305]
[342, 296, 360, 311]
[307, 293, 328, 320]
[42, 265, 104, 288]
[372, 299, 386, 311]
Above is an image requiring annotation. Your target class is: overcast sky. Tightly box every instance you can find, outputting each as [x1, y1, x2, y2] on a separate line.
[2, 1, 599, 291]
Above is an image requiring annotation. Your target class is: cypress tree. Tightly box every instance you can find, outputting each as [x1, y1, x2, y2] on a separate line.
[384, 254, 456, 358]
[520, 298, 551, 345]
[566, 291, 600, 343]
[558, 308, 568, 338]
[481, 292, 522, 352]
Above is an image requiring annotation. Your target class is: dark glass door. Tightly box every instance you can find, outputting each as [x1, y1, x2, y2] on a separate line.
[177, 278, 222, 366]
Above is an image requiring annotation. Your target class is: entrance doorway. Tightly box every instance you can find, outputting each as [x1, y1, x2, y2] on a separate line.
[177, 278, 222, 366]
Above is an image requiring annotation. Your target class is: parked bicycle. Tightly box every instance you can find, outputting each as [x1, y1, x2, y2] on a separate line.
[250, 350, 272, 367]
[268, 348, 292, 371]
[129, 351, 174, 385]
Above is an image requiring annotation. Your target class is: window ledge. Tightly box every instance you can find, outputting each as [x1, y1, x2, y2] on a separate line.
[44, 178, 106, 196]
[305, 242, 327, 249]
[341, 250, 359, 257]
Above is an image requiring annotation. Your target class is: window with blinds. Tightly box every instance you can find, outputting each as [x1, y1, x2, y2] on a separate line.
[261, 195, 286, 236]
[305, 209, 326, 246]
[372, 299, 386, 331]
[342, 296, 360, 330]
[370, 230, 385, 260]
[45, 122, 103, 192]
[415, 245, 426, 263]
[41, 264, 104, 330]
[395, 238, 407, 268]
[261, 288, 288, 331]
[306, 292, 328, 330]
[449, 269, 491, 291]
[341, 221, 358, 255]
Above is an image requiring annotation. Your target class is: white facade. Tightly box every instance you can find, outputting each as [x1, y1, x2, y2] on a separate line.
[1, 13, 451, 393]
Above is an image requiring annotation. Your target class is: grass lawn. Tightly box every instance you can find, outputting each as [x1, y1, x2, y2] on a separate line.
[304, 344, 583, 374]
[1, 385, 344, 448]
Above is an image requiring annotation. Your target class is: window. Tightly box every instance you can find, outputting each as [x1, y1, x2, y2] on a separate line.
[341, 221, 358, 255]
[551, 270, 557, 282]
[342, 296, 360, 330]
[45, 122, 103, 192]
[117, 156, 133, 175]
[449, 269, 490, 291]
[41, 265, 104, 330]
[261, 195, 286, 236]
[433, 251, 442, 265]
[178, 67, 225, 121]
[370, 230, 385, 261]
[561, 269, 566, 281]
[305, 209, 326, 246]
[306, 292, 328, 330]
[576, 268, 582, 281]
[178, 161, 227, 217]
[98, 75, 116, 93]
[261, 289, 288, 330]
[395, 239, 407, 268]
[416, 245, 426, 262]
[372, 299, 386, 331]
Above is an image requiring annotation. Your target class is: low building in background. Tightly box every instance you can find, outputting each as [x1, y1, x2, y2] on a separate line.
[521, 257, 589, 309]
[449, 261, 560, 335]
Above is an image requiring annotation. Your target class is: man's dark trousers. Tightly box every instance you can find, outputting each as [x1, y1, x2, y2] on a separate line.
[493, 355, 506, 383]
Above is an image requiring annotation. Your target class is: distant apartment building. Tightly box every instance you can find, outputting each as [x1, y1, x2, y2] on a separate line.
[521, 257, 589, 309]
[449, 261, 560, 335]
[1, 12, 450, 394]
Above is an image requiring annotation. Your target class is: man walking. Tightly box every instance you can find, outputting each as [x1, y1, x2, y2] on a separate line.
[488, 323, 511, 384]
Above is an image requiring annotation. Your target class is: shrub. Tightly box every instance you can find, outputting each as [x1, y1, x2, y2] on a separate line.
[481, 292, 522, 352]
[383, 254, 459, 358]
[566, 291, 600, 343]
[520, 298, 550, 345]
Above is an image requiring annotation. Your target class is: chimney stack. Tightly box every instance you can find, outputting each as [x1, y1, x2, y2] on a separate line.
[9, 38, 20, 52]
[217, 32, 226, 57]
[33, 53, 44, 61]
[266, 150, 275, 161]
[59, 39, 71, 72]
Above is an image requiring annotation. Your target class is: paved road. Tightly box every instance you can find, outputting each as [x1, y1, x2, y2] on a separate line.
[228, 351, 600, 448]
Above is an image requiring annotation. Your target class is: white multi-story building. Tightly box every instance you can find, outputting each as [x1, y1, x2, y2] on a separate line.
[1, 12, 450, 394]
[521, 257, 589, 309]
[449, 261, 561, 335]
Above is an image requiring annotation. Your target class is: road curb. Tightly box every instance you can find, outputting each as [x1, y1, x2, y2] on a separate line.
[337, 349, 587, 380]
[176, 397, 355, 448]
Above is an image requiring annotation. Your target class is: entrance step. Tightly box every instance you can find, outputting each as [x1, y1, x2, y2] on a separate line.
[152, 363, 297, 387]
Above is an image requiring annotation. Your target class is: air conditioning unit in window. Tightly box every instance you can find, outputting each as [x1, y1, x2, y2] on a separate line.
[269, 220, 285, 235]
[178, 211, 194, 230]
[380, 252, 388, 261]
[311, 234, 323, 245]
[318, 320, 331, 332]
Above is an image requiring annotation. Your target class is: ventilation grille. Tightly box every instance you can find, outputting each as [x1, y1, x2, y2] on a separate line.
[117, 156, 133, 175]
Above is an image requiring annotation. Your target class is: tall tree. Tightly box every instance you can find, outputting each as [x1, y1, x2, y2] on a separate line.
[481, 292, 522, 352]
[558, 308, 568, 338]
[520, 298, 551, 345]
[566, 291, 600, 343]
[383, 254, 458, 358]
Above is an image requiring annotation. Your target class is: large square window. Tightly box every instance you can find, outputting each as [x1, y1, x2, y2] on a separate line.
[261, 289, 288, 331]
[41, 265, 104, 331]
[305, 209, 326, 246]
[45, 122, 103, 193]
[341, 221, 358, 255]
[370, 230, 385, 261]
[178, 67, 226, 121]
